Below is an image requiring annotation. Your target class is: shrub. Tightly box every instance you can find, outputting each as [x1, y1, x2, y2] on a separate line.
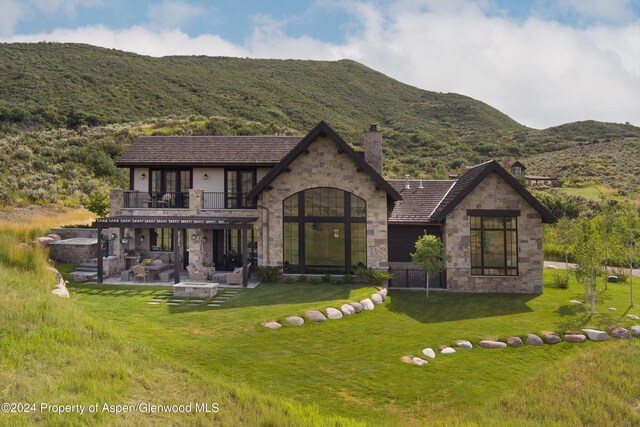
[552, 271, 569, 289]
[322, 274, 332, 283]
[329, 277, 343, 286]
[354, 267, 393, 286]
[309, 277, 323, 285]
[296, 275, 307, 283]
[284, 276, 296, 284]
[342, 274, 355, 284]
[253, 266, 283, 283]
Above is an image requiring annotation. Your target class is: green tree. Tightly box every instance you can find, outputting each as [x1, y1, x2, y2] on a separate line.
[573, 217, 605, 315]
[555, 217, 576, 282]
[82, 190, 109, 218]
[411, 233, 449, 299]
[614, 206, 640, 307]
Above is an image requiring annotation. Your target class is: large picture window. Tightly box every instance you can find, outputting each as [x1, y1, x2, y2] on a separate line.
[150, 228, 173, 252]
[283, 188, 366, 274]
[470, 215, 518, 276]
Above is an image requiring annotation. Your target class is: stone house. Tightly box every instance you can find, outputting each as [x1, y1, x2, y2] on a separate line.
[95, 121, 554, 292]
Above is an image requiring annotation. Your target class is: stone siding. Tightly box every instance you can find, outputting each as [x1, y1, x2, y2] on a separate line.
[258, 135, 389, 270]
[50, 228, 97, 239]
[444, 172, 543, 293]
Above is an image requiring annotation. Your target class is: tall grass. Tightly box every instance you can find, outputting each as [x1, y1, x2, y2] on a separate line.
[0, 208, 93, 242]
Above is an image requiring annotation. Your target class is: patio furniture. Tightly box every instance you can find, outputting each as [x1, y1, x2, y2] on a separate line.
[159, 269, 175, 282]
[226, 263, 251, 285]
[132, 265, 149, 282]
[144, 263, 171, 281]
[186, 264, 207, 282]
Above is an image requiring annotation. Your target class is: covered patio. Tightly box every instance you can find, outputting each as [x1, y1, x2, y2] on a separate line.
[93, 215, 258, 287]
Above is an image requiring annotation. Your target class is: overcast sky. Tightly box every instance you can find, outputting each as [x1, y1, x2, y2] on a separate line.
[1, 0, 638, 129]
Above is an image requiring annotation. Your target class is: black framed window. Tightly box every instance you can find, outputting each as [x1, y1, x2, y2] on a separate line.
[149, 169, 191, 208]
[283, 188, 366, 274]
[470, 215, 518, 276]
[225, 169, 256, 208]
[150, 228, 173, 252]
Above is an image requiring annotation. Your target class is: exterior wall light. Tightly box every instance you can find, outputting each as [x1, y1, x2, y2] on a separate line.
[203, 173, 208, 180]
[141, 173, 146, 180]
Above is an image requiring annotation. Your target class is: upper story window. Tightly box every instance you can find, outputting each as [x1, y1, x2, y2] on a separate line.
[226, 169, 256, 209]
[512, 166, 522, 177]
[470, 215, 518, 276]
[150, 169, 191, 208]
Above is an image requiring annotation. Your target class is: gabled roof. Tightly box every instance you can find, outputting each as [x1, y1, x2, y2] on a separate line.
[387, 180, 456, 224]
[510, 160, 527, 170]
[116, 135, 302, 167]
[430, 160, 555, 223]
[248, 121, 401, 201]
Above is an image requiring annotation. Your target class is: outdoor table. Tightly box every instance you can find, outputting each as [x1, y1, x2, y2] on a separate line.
[144, 264, 171, 281]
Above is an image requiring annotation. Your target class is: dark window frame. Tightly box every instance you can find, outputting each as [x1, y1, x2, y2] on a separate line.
[150, 227, 173, 252]
[470, 215, 518, 276]
[283, 187, 367, 274]
[224, 168, 257, 209]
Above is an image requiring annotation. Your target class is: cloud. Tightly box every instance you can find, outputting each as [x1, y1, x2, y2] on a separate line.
[148, 0, 205, 30]
[1, 0, 638, 128]
[30, 0, 103, 15]
[0, 0, 23, 36]
[555, 0, 635, 23]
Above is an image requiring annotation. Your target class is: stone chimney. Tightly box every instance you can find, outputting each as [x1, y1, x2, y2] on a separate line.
[363, 123, 382, 175]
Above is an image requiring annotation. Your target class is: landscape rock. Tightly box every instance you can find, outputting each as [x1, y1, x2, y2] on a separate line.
[306, 310, 327, 322]
[326, 307, 343, 319]
[285, 316, 304, 326]
[422, 348, 436, 359]
[340, 304, 355, 316]
[631, 326, 640, 337]
[543, 334, 561, 344]
[582, 328, 611, 341]
[569, 300, 583, 305]
[51, 287, 70, 298]
[564, 334, 586, 343]
[263, 321, 281, 329]
[456, 340, 473, 349]
[440, 347, 456, 354]
[49, 267, 69, 299]
[400, 355, 414, 364]
[35, 236, 55, 247]
[378, 288, 388, 298]
[376, 291, 386, 302]
[412, 357, 428, 366]
[507, 336, 524, 347]
[349, 302, 363, 313]
[360, 298, 375, 310]
[608, 307, 617, 311]
[526, 334, 544, 346]
[479, 340, 507, 349]
[371, 293, 383, 304]
[46, 233, 62, 242]
[627, 314, 640, 320]
[610, 327, 631, 339]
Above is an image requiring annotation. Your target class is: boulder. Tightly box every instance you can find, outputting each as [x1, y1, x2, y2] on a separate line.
[349, 302, 363, 313]
[360, 298, 375, 310]
[526, 334, 544, 346]
[456, 340, 473, 349]
[378, 288, 388, 298]
[564, 334, 586, 343]
[632, 326, 640, 337]
[440, 347, 456, 354]
[543, 334, 561, 344]
[285, 316, 304, 326]
[479, 340, 507, 349]
[376, 292, 386, 302]
[340, 304, 355, 316]
[263, 321, 281, 329]
[582, 328, 611, 341]
[51, 287, 70, 298]
[326, 307, 343, 319]
[306, 310, 327, 322]
[371, 293, 383, 304]
[569, 300, 583, 305]
[626, 314, 640, 320]
[400, 355, 414, 364]
[35, 236, 55, 247]
[507, 336, 524, 347]
[422, 348, 436, 359]
[608, 307, 617, 311]
[610, 327, 632, 339]
[412, 357, 428, 366]
[46, 233, 62, 242]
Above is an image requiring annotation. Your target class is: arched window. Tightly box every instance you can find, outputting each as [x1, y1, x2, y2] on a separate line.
[283, 187, 366, 274]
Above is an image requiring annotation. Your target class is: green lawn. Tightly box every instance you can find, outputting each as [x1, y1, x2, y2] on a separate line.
[3, 263, 640, 426]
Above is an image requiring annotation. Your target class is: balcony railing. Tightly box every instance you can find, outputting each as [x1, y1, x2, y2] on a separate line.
[204, 192, 256, 209]
[124, 191, 189, 209]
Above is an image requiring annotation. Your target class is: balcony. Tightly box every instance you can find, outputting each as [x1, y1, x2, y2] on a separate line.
[203, 192, 256, 209]
[119, 191, 255, 210]
[124, 191, 189, 209]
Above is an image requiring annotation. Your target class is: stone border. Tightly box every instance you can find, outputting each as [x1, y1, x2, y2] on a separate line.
[262, 288, 387, 329]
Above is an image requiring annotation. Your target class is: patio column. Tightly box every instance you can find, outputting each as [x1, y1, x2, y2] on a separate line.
[173, 227, 180, 284]
[97, 225, 103, 284]
[242, 226, 248, 287]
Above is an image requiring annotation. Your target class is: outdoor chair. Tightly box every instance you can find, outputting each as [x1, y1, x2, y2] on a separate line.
[132, 265, 149, 282]
[186, 264, 207, 282]
[226, 263, 251, 285]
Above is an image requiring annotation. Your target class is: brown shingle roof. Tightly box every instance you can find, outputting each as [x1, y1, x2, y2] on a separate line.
[387, 180, 456, 224]
[116, 135, 303, 166]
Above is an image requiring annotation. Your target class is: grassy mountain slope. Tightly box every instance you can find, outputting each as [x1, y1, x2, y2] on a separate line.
[0, 42, 639, 205]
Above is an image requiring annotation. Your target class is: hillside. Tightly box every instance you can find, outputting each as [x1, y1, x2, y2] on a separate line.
[0, 42, 639, 205]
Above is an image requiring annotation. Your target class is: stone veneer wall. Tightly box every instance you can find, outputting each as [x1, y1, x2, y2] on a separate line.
[258, 135, 389, 270]
[444, 172, 543, 293]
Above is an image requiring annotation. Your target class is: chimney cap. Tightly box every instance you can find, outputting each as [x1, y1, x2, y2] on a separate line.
[369, 123, 378, 132]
